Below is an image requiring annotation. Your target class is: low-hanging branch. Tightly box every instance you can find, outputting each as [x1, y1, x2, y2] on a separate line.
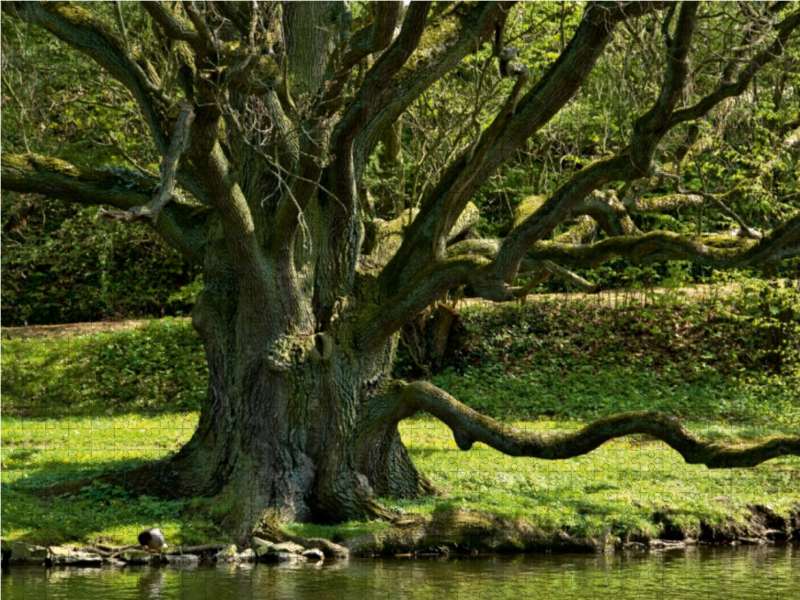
[398, 381, 800, 469]
[447, 218, 800, 277]
[526, 216, 800, 269]
[365, 205, 800, 348]
[1, 153, 209, 262]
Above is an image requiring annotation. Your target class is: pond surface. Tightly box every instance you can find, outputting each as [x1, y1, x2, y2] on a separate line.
[2, 545, 797, 599]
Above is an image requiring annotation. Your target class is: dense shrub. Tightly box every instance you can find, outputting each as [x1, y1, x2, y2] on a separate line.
[1, 198, 199, 326]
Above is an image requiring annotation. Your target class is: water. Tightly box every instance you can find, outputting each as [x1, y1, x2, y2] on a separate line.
[2, 546, 797, 600]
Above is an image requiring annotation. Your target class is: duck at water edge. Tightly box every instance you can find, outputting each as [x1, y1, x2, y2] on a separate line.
[138, 528, 168, 554]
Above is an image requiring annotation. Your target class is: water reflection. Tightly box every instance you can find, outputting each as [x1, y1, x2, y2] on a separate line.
[2, 545, 797, 599]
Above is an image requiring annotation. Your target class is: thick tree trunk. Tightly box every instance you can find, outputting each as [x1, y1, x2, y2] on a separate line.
[131, 274, 432, 543]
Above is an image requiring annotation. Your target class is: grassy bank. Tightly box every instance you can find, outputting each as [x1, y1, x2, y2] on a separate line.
[3, 413, 798, 548]
[2, 285, 799, 549]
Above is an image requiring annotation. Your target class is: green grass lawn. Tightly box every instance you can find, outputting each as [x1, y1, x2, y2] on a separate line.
[2, 287, 799, 548]
[2, 412, 798, 547]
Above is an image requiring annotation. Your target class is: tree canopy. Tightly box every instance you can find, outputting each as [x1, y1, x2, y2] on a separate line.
[2, 1, 799, 542]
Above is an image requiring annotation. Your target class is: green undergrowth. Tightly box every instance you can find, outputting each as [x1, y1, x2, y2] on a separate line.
[2, 318, 207, 417]
[421, 286, 800, 432]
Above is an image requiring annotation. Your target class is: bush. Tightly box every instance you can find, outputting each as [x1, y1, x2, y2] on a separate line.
[1, 197, 200, 326]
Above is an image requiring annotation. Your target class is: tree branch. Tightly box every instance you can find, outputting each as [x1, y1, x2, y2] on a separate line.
[541, 261, 599, 293]
[521, 218, 800, 269]
[399, 381, 800, 469]
[1, 153, 208, 262]
[334, 1, 432, 152]
[124, 99, 195, 223]
[2, 2, 173, 155]
[141, 1, 202, 49]
[675, 187, 763, 240]
[481, 2, 794, 286]
[628, 2, 699, 173]
[382, 2, 668, 293]
[348, 2, 511, 171]
[570, 191, 641, 237]
[340, 2, 405, 71]
[621, 192, 704, 213]
[360, 255, 512, 352]
[492, 154, 632, 282]
[666, 8, 800, 130]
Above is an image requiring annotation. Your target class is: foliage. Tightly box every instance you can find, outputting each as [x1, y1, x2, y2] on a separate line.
[1, 201, 199, 326]
[1, 318, 207, 417]
[1, 6, 198, 326]
[396, 282, 800, 430]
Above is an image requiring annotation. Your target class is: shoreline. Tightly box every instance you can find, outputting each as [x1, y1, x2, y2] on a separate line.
[3, 506, 798, 568]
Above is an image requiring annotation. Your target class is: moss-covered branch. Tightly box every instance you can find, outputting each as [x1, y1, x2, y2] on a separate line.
[399, 381, 800, 469]
[448, 215, 800, 277]
[362, 202, 479, 270]
[525, 219, 800, 269]
[1, 153, 208, 262]
[621, 193, 703, 213]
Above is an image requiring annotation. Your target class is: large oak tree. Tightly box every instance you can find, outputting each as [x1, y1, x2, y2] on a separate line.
[2, 1, 799, 542]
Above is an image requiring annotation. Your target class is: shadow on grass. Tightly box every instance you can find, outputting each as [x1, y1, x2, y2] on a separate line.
[5, 456, 154, 494]
[1, 452, 225, 547]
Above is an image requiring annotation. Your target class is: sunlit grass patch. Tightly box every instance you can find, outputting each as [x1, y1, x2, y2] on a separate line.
[392, 418, 800, 539]
[2, 413, 798, 547]
[1, 413, 206, 546]
[2, 295, 798, 548]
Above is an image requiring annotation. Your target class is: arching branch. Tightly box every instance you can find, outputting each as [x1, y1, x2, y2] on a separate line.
[382, 2, 669, 293]
[398, 381, 800, 469]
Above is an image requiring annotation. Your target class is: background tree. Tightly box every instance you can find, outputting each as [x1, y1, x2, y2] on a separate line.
[2, 1, 799, 543]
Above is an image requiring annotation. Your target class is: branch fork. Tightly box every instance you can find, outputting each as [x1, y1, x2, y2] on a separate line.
[100, 100, 195, 224]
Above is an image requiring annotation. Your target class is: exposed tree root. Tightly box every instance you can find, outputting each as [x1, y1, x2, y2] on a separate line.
[399, 381, 800, 468]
